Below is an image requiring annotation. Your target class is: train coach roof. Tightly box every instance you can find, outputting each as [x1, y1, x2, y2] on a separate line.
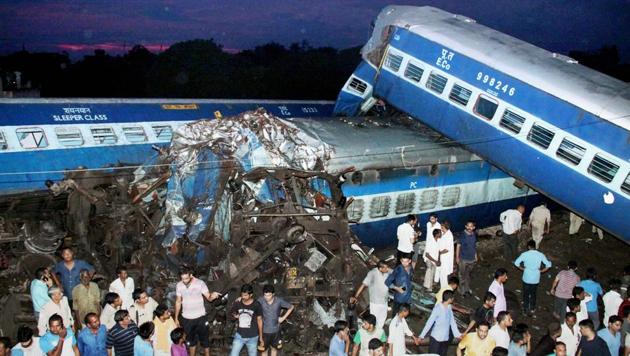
[365, 6, 630, 131]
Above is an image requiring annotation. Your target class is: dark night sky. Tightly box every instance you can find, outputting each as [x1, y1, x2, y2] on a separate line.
[1, 0, 629, 61]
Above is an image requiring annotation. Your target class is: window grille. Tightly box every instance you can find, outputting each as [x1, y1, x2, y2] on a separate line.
[91, 127, 117, 145]
[441, 187, 461, 207]
[152, 125, 173, 141]
[426, 72, 448, 94]
[404, 63, 424, 82]
[419, 189, 439, 210]
[395, 192, 416, 214]
[55, 127, 84, 147]
[527, 124, 555, 149]
[369, 196, 391, 218]
[16, 128, 48, 148]
[499, 109, 526, 134]
[449, 84, 472, 106]
[384, 53, 403, 72]
[556, 138, 586, 165]
[123, 126, 147, 143]
[587, 154, 619, 183]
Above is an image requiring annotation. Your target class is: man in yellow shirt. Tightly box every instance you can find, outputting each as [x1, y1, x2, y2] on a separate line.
[152, 304, 176, 356]
[456, 321, 495, 356]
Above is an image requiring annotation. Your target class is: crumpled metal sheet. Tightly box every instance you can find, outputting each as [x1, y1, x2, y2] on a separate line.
[157, 109, 333, 246]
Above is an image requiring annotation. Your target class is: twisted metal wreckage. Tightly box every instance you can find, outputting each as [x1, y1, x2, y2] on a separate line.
[0, 109, 463, 351]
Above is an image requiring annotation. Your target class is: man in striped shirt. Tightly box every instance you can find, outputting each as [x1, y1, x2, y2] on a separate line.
[106, 310, 138, 356]
[550, 260, 580, 321]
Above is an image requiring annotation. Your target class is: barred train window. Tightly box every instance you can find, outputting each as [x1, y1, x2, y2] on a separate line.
[123, 126, 147, 143]
[347, 77, 368, 95]
[441, 187, 461, 207]
[449, 84, 472, 106]
[588, 154, 619, 183]
[347, 199, 364, 221]
[55, 127, 84, 147]
[426, 72, 448, 94]
[475, 95, 498, 120]
[384, 53, 403, 72]
[404, 62, 424, 83]
[621, 173, 630, 195]
[500, 109, 526, 134]
[556, 138, 586, 165]
[16, 127, 48, 149]
[527, 124, 555, 149]
[91, 127, 117, 145]
[395, 192, 416, 214]
[0, 131, 8, 150]
[419, 189, 439, 210]
[152, 125, 173, 141]
[369, 196, 391, 218]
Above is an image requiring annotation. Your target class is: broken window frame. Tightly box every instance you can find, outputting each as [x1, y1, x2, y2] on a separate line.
[347, 198, 365, 221]
[16, 127, 48, 149]
[55, 127, 84, 147]
[152, 125, 173, 142]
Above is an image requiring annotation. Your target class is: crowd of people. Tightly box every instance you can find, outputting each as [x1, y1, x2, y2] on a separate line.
[331, 208, 630, 356]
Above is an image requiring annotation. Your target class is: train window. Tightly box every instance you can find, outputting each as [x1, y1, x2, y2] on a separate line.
[347, 199, 364, 221]
[474, 95, 499, 120]
[369, 196, 391, 218]
[123, 126, 147, 143]
[152, 125, 173, 142]
[587, 154, 619, 183]
[404, 62, 424, 83]
[419, 189, 439, 210]
[395, 192, 416, 214]
[449, 84, 472, 106]
[347, 77, 368, 95]
[426, 72, 448, 94]
[499, 109, 526, 134]
[527, 124, 555, 149]
[556, 138, 586, 165]
[16, 128, 48, 149]
[384, 52, 403, 72]
[441, 187, 461, 207]
[0, 131, 7, 150]
[621, 173, 630, 195]
[55, 127, 84, 147]
[90, 127, 117, 145]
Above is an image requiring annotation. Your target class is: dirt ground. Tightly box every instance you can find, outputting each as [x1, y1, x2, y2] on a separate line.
[391, 210, 629, 355]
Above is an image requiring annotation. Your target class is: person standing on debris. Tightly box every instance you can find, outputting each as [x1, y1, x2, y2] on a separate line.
[109, 266, 135, 310]
[106, 310, 138, 356]
[557, 312, 580, 356]
[578, 267, 604, 330]
[499, 204, 525, 261]
[350, 260, 391, 329]
[32, 267, 54, 320]
[257, 284, 295, 356]
[423, 229, 442, 291]
[455, 220, 478, 297]
[417, 290, 462, 356]
[127, 288, 158, 326]
[12, 326, 45, 356]
[396, 215, 417, 262]
[72, 269, 101, 328]
[488, 268, 508, 318]
[229, 284, 263, 356]
[38, 287, 74, 336]
[551, 260, 581, 321]
[488, 311, 512, 349]
[528, 202, 551, 248]
[77, 313, 107, 356]
[151, 305, 176, 356]
[100, 293, 122, 330]
[351, 314, 387, 356]
[328, 320, 350, 356]
[456, 320, 496, 356]
[388, 303, 418, 356]
[54, 247, 94, 309]
[598, 316, 622, 356]
[132, 322, 154, 356]
[435, 221, 454, 290]
[577, 319, 611, 355]
[39, 314, 79, 356]
[174, 267, 220, 356]
[603, 279, 623, 327]
[514, 240, 552, 316]
[385, 253, 414, 315]
[463, 292, 496, 334]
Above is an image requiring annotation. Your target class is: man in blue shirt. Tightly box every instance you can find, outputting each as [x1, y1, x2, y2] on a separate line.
[54, 248, 94, 308]
[597, 315, 622, 356]
[385, 253, 413, 315]
[455, 220, 478, 296]
[328, 320, 349, 356]
[514, 240, 552, 316]
[417, 290, 462, 356]
[39, 314, 79, 356]
[78, 313, 107, 356]
[31, 267, 53, 319]
[579, 267, 604, 329]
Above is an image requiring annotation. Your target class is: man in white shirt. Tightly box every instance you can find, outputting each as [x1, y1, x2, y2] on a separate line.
[528, 202, 551, 248]
[108, 266, 134, 310]
[500, 204, 525, 261]
[12, 326, 45, 356]
[350, 260, 392, 329]
[396, 215, 418, 261]
[557, 312, 580, 356]
[419, 214, 441, 269]
[38, 287, 74, 336]
[603, 279, 624, 326]
[435, 222, 454, 289]
[388, 304, 418, 356]
[127, 288, 159, 326]
[423, 229, 442, 291]
[488, 311, 512, 349]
